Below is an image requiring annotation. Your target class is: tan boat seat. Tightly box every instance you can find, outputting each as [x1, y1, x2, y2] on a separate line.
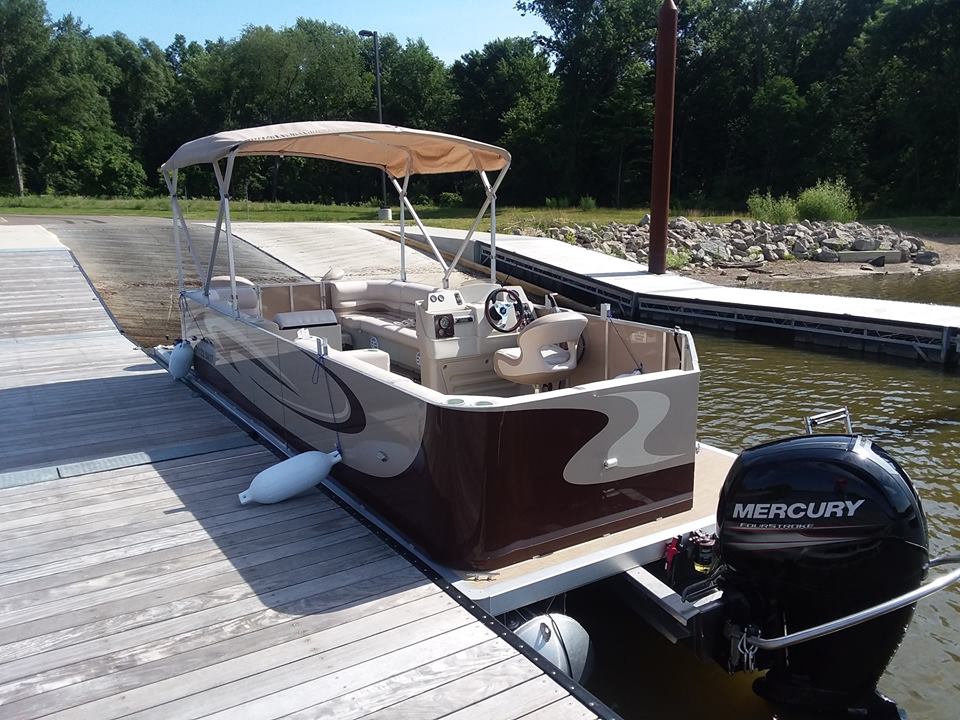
[209, 276, 260, 313]
[493, 312, 589, 386]
[329, 279, 431, 351]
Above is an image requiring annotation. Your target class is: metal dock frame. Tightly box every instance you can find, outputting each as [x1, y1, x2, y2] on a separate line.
[478, 245, 959, 366]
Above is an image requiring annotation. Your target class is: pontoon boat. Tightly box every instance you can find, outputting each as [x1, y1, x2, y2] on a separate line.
[160, 122, 958, 719]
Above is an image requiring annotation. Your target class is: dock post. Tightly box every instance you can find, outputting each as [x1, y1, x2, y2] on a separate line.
[649, 0, 678, 276]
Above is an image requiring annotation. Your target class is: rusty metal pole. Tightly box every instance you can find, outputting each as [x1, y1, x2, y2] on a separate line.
[649, 0, 678, 275]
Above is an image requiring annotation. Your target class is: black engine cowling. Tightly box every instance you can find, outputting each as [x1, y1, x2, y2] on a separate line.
[715, 435, 928, 715]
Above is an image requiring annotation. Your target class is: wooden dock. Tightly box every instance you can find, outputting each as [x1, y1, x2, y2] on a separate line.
[0, 227, 605, 720]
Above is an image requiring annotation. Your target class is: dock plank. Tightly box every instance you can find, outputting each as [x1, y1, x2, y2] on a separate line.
[178, 619, 495, 720]
[0, 555, 413, 667]
[359, 655, 545, 720]
[0, 513, 362, 608]
[441, 674, 573, 719]
[43, 605, 473, 720]
[285, 638, 520, 720]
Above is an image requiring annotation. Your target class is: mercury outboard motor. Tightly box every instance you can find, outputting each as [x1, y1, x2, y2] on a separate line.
[714, 435, 928, 718]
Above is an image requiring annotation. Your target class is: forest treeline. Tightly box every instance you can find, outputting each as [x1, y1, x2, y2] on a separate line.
[0, 0, 958, 212]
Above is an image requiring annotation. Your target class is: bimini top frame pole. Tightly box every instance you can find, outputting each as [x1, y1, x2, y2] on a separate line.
[212, 152, 239, 317]
[440, 161, 510, 287]
[389, 160, 510, 289]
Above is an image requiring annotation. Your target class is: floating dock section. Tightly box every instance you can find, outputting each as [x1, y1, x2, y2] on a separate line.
[0, 226, 608, 720]
[396, 227, 960, 366]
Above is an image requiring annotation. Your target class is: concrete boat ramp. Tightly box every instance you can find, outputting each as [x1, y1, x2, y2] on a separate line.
[0, 226, 605, 720]
[376, 225, 959, 365]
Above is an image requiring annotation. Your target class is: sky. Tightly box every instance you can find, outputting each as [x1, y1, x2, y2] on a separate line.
[44, 0, 552, 63]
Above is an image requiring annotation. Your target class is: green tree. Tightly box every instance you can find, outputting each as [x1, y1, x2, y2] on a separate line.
[451, 37, 554, 143]
[451, 37, 559, 204]
[96, 33, 175, 179]
[750, 75, 806, 190]
[379, 38, 454, 131]
[0, 0, 49, 195]
[517, 0, 660, 202]
[37, 15, 146, 195]
[852, 0, 960, 210]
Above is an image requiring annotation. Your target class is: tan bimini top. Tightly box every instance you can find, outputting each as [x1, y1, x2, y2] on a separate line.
[161, 121, 511, 178]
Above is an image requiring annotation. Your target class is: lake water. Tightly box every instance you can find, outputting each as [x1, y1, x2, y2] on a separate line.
[574, 272, 960, 720]
[763, 268, 960, 306]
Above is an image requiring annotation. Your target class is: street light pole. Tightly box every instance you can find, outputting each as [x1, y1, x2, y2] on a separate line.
[360, 29, 389, 217]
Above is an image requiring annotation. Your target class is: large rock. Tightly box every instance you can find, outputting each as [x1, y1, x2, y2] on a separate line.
[700, 237, 732, 261]
[915, 250, 940, 266]
[816, 246, 840, 262]
[897, 239, 913, 262]
[600, 240, 627, 258]
[822, 236, 850, 251]
[852, 237, 880, 251]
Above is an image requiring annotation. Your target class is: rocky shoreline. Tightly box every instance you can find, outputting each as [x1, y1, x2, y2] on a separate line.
[513, 216, 942, 272]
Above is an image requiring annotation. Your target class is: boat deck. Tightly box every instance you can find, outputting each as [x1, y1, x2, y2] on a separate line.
[0, 227, 604, 720]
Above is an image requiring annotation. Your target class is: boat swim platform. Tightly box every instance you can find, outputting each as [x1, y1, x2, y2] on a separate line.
[388, 226, 960, 366]
[0, 226, 609, 720]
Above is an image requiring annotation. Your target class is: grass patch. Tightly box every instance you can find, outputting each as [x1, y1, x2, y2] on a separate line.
[0, 195, 383, 222]
[0, 195, 739, 229]
[747, 191, 797, 224]
[666, 248, 691, 269]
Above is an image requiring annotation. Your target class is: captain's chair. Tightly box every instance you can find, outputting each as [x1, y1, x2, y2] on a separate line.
[493, 312, 588, 388]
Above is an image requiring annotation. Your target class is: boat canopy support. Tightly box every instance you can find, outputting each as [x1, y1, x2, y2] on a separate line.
[164, 151, 242, 318]
[391, 159, 509, 289]
[161, 122, 513, 294]
[162, 169, 205, 293]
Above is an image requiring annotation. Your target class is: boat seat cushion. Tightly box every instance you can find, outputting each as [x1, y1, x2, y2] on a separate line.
[329, 279, 433, 316]
[273, 309, 338, 330]
[329, 280, 430, 351]
[209, 276, 260, 312]
[207, 286, 259, 312]
[339, 311, 419, 349]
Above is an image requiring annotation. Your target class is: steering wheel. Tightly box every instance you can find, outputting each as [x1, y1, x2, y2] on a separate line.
[484, 288, 527, 333]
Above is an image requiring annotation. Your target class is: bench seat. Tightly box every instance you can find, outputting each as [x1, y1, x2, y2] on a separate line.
[328, 279, 432, 359]
[339, 312, 419, 349]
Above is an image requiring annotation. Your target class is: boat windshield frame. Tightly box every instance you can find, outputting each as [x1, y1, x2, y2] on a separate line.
[160, 122, 511, 317]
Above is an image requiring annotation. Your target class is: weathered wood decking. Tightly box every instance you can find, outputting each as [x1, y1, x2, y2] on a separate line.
[0, 227, 601, 719]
